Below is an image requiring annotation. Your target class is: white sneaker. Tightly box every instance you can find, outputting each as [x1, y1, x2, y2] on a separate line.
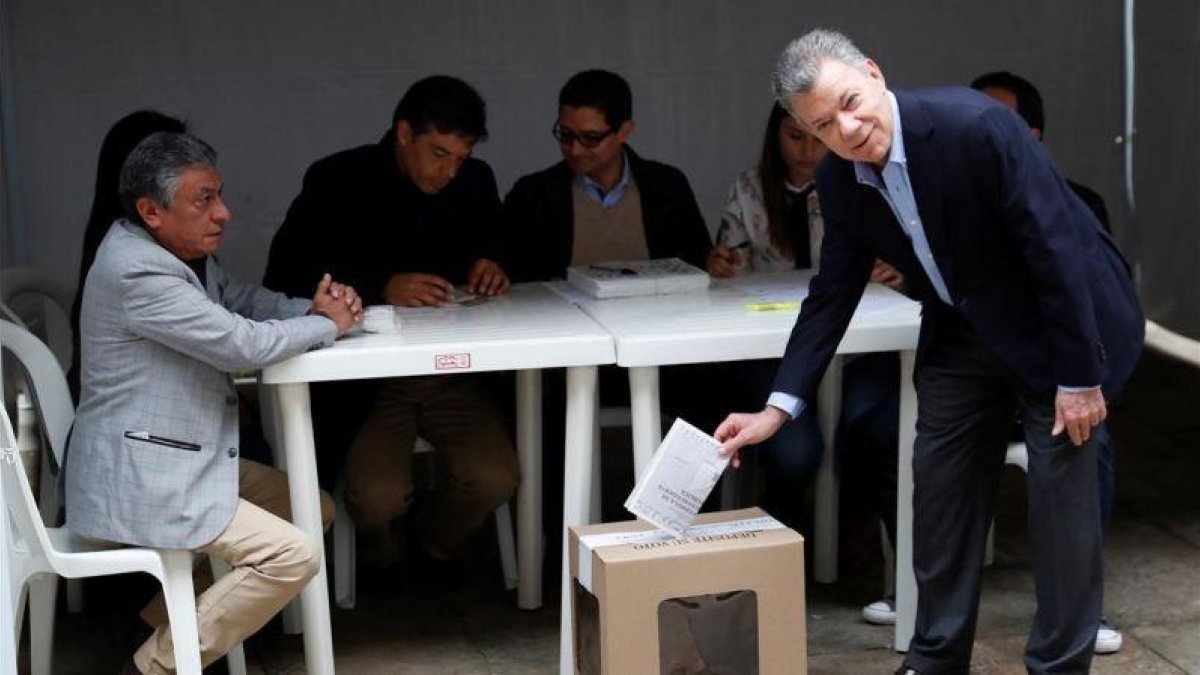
[862, 598, 897, 625]
[1095, 620, 1123, 654]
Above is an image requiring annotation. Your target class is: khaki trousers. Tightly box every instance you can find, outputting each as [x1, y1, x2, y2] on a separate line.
[134, 460, 334, 674]
[343, 375, 518, 561]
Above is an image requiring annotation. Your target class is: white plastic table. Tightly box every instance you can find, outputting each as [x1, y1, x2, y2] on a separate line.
[260, 284, 614, 674]
[576, 270, 923, 655]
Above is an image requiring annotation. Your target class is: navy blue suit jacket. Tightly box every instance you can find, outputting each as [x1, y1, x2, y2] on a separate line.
[772, 88, 1144, 404]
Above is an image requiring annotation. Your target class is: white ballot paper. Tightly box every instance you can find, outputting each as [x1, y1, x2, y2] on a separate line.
[624, 418, 730, 537]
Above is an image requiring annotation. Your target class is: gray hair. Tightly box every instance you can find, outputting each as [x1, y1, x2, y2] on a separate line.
[119, 131, 217, 224]
[771, 29, 870, 114]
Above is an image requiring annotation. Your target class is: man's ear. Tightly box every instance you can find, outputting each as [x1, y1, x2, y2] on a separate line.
[395, 120, 414, 147]
[136, 197, 163, 230]
[1031, 127, 1044, 142]
[864, 58, 887, 88]
[617, 119, 635, 143]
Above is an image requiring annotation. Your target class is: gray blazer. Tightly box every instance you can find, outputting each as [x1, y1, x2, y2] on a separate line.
[65, 220, 336, 549]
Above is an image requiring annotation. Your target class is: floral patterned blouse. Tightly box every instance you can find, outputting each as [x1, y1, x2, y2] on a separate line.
[715, 169, 824, 273]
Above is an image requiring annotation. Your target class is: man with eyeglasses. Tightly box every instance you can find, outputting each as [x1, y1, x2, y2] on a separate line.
[263, 75, 518, 587]
[502, 69, 714, 579]
[503, 69, 711, 281]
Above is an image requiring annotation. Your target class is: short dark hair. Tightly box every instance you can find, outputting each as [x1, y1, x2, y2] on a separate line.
[392, 75, 488, 141]
[970, 71, 1045, 135]
[118, 132, 217, 225]
[558, 70, 632, 129]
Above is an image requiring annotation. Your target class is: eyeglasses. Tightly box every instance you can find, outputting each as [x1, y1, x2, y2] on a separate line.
[551, 123, 615, 149]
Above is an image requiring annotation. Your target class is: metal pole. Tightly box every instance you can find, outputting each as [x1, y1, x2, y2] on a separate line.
[1122, 0, 1139, 284]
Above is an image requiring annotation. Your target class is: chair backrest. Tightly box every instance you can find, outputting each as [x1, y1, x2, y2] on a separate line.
[0, 267, 74, 372]
[1, 406, 55, 561]
[0, 320, 74, 466]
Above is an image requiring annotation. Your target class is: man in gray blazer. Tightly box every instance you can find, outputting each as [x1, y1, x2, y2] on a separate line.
[64, 131, 360, 674]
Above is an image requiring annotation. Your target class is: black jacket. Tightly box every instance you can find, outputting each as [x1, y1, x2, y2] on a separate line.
[264, 132, 503, 303]
[262, 133, 504, 485]
[502, 146, 712, 282]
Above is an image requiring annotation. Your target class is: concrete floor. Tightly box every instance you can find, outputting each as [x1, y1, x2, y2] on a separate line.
[18, 349, 1200, 674]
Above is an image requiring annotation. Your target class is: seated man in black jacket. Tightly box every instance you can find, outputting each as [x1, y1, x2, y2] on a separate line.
[503, 69, 712, 281]
[263, 76, 517, 578]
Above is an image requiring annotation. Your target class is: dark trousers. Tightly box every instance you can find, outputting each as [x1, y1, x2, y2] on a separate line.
[903, 311, 1101, 675]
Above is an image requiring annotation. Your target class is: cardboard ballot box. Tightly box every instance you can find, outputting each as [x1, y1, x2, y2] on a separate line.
[569, 508, 806, 675]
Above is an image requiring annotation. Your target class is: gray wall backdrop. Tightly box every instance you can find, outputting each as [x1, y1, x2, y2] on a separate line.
[6, 0, 1191, 338]
[1134, 0, 1200, 340]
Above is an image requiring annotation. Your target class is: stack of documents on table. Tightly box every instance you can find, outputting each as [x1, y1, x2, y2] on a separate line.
[566, 257, 710, 299]
[624, 418, 729, 537]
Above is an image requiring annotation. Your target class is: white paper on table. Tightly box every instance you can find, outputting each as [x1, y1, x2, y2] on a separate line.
[447, 286, 496, 307]
[733, 275, 908, 317]
[734, 278, 810, 305]
[624, 418, 729, 537]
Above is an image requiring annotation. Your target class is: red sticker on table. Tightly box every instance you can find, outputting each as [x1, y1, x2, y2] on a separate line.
[435, 353, 472, 370]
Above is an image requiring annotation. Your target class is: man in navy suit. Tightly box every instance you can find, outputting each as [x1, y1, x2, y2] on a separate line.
[716, 30, 1143, 674]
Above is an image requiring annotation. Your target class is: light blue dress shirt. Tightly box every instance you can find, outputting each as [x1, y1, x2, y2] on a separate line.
[853, 92, 954, 306]
[578, 151, 633, 208]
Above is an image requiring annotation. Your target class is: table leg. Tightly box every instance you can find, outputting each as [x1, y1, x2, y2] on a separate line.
[272, 383, 336, 674]
[628, 366, 661, 478]
[515, 369, 543, 610]
[814, 355, 844, 584]
[590, 394, 602, 523]
[559, 366, 597, 675]
[894, 350, 918, 652]
[262, 383, 302, 635]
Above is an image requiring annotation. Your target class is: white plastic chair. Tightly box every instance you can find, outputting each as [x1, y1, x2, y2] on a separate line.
[1, 406, 204, 674]
[333, 436, 518, 609]
[0, 321, 73, 526]
[984, 441, 1028, 566]
[0, 320, 247, 674]
[0, 267, 74, 372]
[1, 318, 83, 614]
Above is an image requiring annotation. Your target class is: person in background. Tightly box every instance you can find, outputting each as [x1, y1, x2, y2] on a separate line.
[708, 104, 904, 626]
[503, 69, 711, 281]
[971, 72, 1110, 231]
[972, 69, 1124, 655]
[502, 70, 712, 572]
[264, 76, 518, 585]
[69, 110, 186, 403]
